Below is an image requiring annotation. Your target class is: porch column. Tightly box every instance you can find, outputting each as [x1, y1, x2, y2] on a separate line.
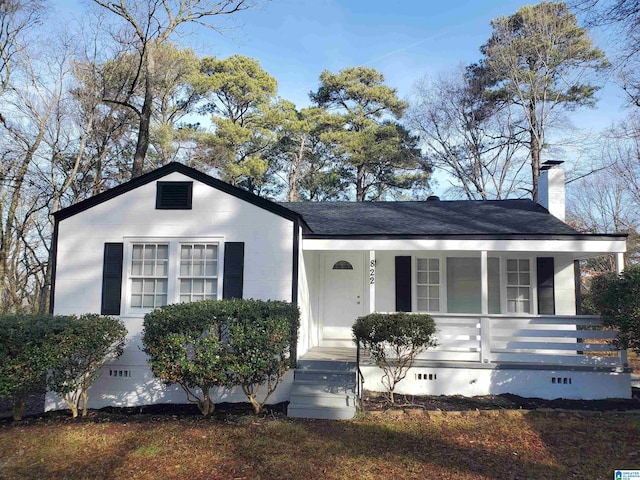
[480, 251, 491, 363]
[369, 250, 376, 313]
[616, 252, 625, 274]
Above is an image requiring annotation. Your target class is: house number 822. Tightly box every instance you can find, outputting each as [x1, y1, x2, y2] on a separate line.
[369, 260, 376, 285]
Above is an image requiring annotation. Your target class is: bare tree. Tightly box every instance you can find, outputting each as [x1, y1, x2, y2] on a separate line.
[407, 70, 528, 200]
[91, 0, 260, 177]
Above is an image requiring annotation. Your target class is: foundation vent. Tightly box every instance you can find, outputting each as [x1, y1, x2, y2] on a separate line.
[109, 369, 132, 378]
[415, 373, 437, 381]
[551, 377, 572, 385]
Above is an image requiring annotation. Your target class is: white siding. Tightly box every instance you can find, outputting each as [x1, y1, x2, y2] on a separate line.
[49, 171, 295, 409]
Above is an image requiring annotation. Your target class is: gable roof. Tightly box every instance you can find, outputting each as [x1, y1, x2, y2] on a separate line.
[282, 200, 619, 239]
[54, 162, 305, 225]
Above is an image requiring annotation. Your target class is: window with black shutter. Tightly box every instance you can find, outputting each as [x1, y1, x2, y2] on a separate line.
[537, 257, 555, 315]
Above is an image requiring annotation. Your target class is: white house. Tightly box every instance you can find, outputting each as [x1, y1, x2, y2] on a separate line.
[46, 162, 631, 419]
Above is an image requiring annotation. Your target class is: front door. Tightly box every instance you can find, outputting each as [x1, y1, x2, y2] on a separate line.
[321, 253, 366, 342]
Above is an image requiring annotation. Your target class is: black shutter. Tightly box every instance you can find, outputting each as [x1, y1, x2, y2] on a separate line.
[156, 181, 193, 209]
[395, 256, 412, 312]
[101, 243, 123, 315]
[537, 257, 555, 315]
[223, 242, 244, 299]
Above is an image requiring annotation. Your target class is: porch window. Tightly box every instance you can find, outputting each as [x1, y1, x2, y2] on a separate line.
[507, 259, 531, 313]
[446, 257, 501, 314]
[416, 258, 439, 311]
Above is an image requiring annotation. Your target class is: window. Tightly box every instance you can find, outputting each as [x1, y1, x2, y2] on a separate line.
[332, 260, 353, 270]
[507, 259, 531, 313]
[179, 244, 218, 302]
[128, 240, 220, 311]
[416, 258, 440, 312]
[130, 244, 168, 308]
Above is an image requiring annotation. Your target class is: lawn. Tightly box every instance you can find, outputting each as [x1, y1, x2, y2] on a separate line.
[1, 410, 638, 480]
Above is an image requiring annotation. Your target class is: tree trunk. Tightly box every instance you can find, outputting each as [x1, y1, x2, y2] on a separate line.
[132, 47, 155, 178]
[528, 99, 541, 202]
[356, 164, 366, 202]
[12, 397, 25, 421]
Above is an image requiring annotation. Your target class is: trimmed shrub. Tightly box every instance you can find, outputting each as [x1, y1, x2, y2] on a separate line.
[224, 299, 299, 414]
[0, 315, 60, 420]
[591, 265, 640, 355]
[353, 313, 436, 404]
[142, 299, 299, 415]
[47, 314, 127, 418]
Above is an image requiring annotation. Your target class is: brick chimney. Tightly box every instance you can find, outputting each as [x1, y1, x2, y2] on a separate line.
[538, 160, 565, 222]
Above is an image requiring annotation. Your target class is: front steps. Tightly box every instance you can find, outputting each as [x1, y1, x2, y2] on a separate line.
[287, 359, 358, 420]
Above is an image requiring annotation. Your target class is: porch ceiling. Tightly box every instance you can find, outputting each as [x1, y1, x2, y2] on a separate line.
[301, 237, 627, 256]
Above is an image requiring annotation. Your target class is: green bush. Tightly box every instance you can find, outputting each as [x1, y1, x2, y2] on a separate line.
[47, 314, 127, 418]
[142, 299, 299, 415]
[353, 313, 436, 404]
[0, 315, 60, 420]
[591, 265, 640, 355]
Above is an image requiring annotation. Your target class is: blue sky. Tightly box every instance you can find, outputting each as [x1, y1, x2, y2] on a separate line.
[50, 0, 627, 120]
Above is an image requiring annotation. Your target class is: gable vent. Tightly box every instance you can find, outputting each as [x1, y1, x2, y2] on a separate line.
[156, 181, 193, 210]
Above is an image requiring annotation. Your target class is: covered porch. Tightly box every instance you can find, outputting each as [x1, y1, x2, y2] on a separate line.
[297, 235, 629, 373]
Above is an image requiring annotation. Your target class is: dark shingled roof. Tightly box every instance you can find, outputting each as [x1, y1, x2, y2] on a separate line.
[280, 199, 582, 237]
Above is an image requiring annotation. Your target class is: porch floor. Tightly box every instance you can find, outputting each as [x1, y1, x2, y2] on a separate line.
[299, 347, 629, 372]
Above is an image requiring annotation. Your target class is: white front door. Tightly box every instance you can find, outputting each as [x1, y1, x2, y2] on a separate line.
[321, 253, 366, 342]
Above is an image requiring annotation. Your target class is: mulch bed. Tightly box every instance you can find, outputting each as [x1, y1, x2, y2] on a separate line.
[2, 388, 639, 423]
[363, 387, 640, 412]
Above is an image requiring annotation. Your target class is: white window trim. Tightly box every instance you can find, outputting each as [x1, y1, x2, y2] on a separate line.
[501, 254, 537, 315]
[122, 236, 224, 316]
[412, 253, 445, 313]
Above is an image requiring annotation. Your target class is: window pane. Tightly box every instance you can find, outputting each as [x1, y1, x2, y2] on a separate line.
[430, 285, 439, 298]
[180, 262, 190, 276]
[194, 261, 204, 276]
[519, 287, 530, 301]
[417, 272, 428, 284]
[417, 298, 427, 311]
[143, 294, 154, 308]
[131, 261, 142, 276]
[131, 295, 142, 308]
[142, 280, 154, 293]
[180, 295, 190, 302]
[521, 300, 530, 313]
[143, 262, 154, 276]
[508, 299, 517, 312]
[206, 245, 217, 259]
[156, 261, 167, 276]
[132, 245, 143, 259]
[155, 279, 166, 293]
[429, 258, 439, 270]
[519, 259, 529, 271]
[144, 245, 155, 260]
[205, 279, 216, 294]
[430, 299, 440, 311]
[507, 287, 518, 300]
[417, 258, 427, 270]
[205, 261, 217, 276]
[157, 245, 168, 259]
[131, 279, 143, 293]
[507, 259, 517, 271]
[519, 273, 530, 285]
[180, 279, 190, 294]
[193, 245, 204, 259]
[193, 279, 204, 293]
[507, 273, 518, 285]
[417, 285, 427, 298]
[181, 245, 191, 259]
[429, 272, 439, 284]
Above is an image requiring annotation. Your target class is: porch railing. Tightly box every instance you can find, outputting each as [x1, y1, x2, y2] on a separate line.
[413, 314, 627, 369]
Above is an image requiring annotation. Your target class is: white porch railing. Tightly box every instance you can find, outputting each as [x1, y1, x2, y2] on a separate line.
[417, 314, 627, 369]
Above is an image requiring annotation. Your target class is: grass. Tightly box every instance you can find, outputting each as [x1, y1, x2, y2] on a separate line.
[1, 410, 639, 480]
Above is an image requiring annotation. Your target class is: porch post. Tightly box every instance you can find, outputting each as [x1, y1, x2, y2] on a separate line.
[369, 250, 376, 313]
[480, 251, 491, 363]
[615, 252, 625, 274]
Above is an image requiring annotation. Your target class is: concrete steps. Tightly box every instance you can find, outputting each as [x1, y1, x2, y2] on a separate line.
[287, 359, 358, 420]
